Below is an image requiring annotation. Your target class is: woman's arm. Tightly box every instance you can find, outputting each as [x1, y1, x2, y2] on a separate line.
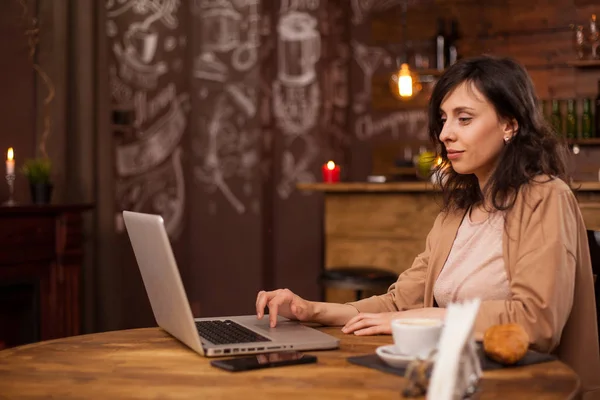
[346, 212, 445, 314]
[310, 302, 359, 326]
[256, 213, 445, 329]
[474, 185, 578, 352]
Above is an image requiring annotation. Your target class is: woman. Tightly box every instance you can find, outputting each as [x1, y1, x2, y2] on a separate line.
[255, 55, 600, 398]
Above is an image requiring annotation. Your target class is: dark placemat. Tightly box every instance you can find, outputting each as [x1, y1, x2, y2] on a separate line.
[347, 344, 556, 377]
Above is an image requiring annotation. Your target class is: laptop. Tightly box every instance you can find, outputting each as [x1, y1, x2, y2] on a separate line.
[122, 210, 340, 357]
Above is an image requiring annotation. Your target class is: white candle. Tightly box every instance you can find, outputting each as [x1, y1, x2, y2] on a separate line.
[6, 148, 14, 175]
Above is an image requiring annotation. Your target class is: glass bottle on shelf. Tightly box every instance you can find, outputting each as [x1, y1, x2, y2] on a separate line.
[446, 19, 460, 67]
[550, 99, 563, 137]
[434, 18, 446, 71]
[582, 99, 593, 139]
[590, 14, 600, 59]
[572, 25, 586, 60]
[566, 99, 578, 139]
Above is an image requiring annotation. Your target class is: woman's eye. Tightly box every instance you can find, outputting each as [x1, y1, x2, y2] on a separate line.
[440, 118, 447, 125]
[459, 117, 472, 123]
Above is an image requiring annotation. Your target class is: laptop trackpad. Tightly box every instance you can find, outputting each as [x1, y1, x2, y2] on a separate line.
[241, 317, 313, 340]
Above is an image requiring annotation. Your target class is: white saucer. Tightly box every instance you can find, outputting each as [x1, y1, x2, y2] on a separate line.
[375, 345, 417, 368]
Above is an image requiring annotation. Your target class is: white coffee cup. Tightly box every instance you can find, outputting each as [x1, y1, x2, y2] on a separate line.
[391, 318, 444, 358]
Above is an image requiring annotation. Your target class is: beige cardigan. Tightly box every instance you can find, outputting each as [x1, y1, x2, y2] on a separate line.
[349, 177, 600, 399]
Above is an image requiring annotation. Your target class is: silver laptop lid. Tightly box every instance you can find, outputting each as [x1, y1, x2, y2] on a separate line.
[122, 211, 204, 355]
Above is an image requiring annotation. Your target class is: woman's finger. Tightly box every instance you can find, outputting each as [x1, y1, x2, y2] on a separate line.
[256, 290, 275, 319]
[343, 317, 379, 333]
[354, 324, 389, 336]
[255, 290, 266, 318]
[343, 313, 375, 330]
[267, 291, 289, 327]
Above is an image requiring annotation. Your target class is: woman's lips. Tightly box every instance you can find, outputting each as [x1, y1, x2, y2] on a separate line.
[446, 150, 464, 160]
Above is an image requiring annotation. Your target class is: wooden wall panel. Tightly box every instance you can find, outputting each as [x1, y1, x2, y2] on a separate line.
[0, 0, 37, 204]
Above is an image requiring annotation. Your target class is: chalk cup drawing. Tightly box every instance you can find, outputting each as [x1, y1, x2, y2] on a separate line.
[277, 11, 320, 87]
[110, 0, 180, 89]
[273, 10, 322, 199]
[200, 5, 241, 53]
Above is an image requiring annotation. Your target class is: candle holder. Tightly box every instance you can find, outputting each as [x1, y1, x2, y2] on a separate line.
[3, 173, 16, 206]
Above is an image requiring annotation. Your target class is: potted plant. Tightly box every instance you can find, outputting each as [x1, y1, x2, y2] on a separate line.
[21, 158, 53, 204]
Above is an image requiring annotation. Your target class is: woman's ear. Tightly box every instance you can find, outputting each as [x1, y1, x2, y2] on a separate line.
[502, 118, 519, 140]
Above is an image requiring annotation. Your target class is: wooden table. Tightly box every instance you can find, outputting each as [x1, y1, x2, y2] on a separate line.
[0, 327, 580, 399]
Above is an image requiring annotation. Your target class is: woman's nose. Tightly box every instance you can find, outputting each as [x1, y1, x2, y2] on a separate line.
[439, 123, 453, 143]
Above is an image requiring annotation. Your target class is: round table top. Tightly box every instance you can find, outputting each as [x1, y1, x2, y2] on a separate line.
[0, 327, 580, 399]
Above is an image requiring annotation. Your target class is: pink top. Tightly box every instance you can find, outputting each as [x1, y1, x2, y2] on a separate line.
[433, 209, 511, 308]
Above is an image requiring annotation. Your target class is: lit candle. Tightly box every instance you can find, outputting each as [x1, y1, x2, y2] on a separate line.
[322, 161, 340, 183]
[6, 148, 14, 175]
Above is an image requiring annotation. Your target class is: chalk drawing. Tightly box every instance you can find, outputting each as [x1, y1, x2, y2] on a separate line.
[231, 1, 259, 71]
[352, 40, 386, 113]
[107, 20, 118, 37]
[277, 11, 320, 87]
[280, 0, 320, 14]
[164, 35, 177, 51]
[193, 95, 260, 214]
[115, 146, 185, 239]
[108, 0, 179, 29]
[110, 0, 180, 89]
[116, 91, 190, 176]
[108, 0, 189, 239]
[194, 52, 228, 82]
[226, 82, 257, 118]
[273, 80, 320, 137]
[199, 4, 242, 53]
[354, 109, 428, 141]
[277, 137, 318, 199]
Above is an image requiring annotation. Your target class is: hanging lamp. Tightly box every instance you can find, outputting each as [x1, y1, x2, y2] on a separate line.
[389, 0, 421, 100]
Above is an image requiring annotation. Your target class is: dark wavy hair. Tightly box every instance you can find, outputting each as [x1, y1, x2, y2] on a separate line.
[429, 55, 570, 212]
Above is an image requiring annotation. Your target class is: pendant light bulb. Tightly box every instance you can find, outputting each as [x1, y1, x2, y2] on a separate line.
[398, 64, 413, 98]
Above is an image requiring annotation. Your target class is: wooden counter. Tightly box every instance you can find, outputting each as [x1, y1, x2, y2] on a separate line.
[298, 181, 600, 303]
[297, 181, 600, 193]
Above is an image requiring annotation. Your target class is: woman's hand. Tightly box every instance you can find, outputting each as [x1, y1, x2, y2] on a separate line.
[342, 308, 446, 336]
[255, 289, 314, 328]
[341, 312, 402, 336]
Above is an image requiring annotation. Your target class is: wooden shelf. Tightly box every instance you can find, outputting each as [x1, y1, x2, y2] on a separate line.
[568, 138, 600, 146]
[566, 60, 600, 68]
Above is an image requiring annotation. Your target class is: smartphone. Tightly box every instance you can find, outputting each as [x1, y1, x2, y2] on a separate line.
[210, 351, 318, 372]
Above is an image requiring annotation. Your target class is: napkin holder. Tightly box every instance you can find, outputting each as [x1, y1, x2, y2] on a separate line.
[426, 299, 483, 400]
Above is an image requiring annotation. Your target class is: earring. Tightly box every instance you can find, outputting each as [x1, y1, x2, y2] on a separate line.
[503, 137, 510, 144]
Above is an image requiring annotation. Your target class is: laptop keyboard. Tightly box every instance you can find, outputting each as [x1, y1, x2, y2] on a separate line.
[195, 320, 272, 345]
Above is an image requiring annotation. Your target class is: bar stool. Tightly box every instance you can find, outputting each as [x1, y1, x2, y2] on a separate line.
[319, 266, 398, 301]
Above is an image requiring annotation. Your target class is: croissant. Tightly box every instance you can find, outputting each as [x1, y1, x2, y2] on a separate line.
[483, 323, 529, 365]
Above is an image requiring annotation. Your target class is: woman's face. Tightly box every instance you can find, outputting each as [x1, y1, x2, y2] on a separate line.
[438, 82, 516, 187]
